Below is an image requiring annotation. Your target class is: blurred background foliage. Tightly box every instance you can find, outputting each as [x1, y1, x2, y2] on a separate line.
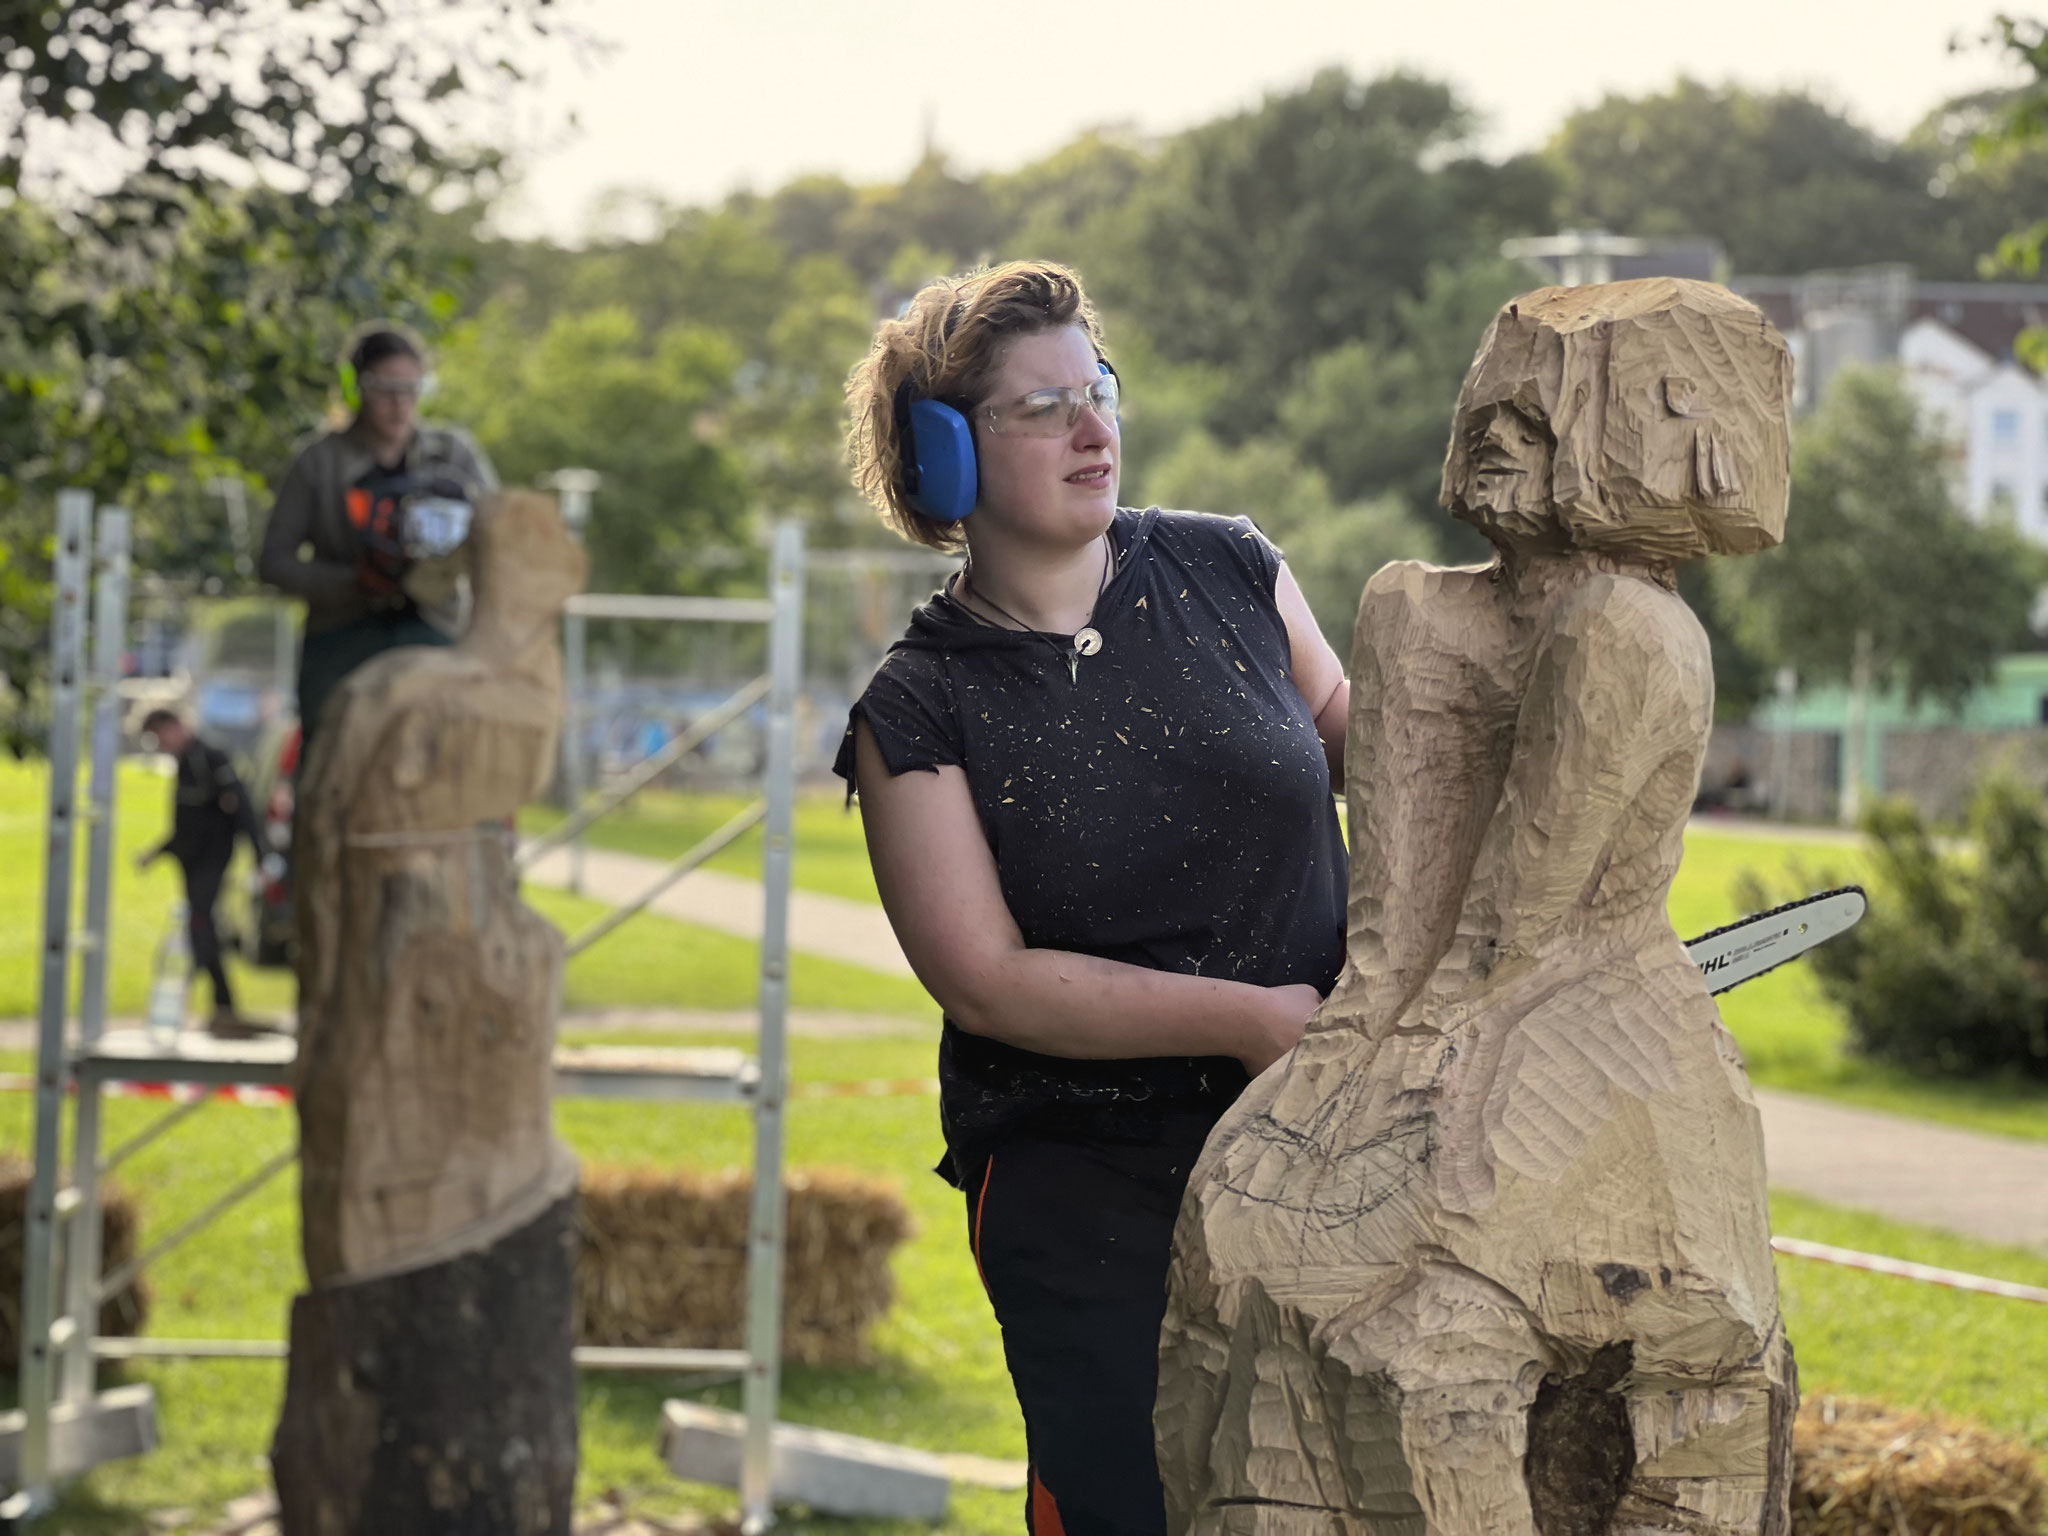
[4, 7, 2048, 724]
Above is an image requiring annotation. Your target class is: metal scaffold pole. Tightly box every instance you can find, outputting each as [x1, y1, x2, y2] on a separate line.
[739, 519, 802, 1534]
[13, 491, 93, 1512]
[63, 507, 130, 1407]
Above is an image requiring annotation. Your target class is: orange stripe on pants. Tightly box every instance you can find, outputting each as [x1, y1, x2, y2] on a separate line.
[971, 1155, 995, 1296]
[1029, 1467, 1067, 1536]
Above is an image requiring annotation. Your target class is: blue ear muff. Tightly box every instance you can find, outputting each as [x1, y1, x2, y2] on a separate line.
[904, 396, 979, 522]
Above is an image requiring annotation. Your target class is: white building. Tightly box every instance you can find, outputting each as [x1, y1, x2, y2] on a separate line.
[1900, 317, 2048, 542]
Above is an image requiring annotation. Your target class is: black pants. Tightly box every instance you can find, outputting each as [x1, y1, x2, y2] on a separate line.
[965, 1113, 1215, 1536]
[180, 853, 234, 1013]
[297, 609, 452, 760]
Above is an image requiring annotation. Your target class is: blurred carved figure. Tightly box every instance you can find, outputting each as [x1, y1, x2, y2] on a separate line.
[271, 490, 586, 1535]
[1158, 279, 1798, 1536]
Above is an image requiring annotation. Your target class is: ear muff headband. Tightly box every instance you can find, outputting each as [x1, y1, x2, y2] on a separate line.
[895, 359, 1116, 525]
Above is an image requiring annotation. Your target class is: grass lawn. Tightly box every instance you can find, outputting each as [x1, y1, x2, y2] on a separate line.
[0, 765, 2042, 1526]
[519, 790, 880, 904]
[1681, 824, 2048, 1143]
[3, 1021, 2045, 1533]
[0, 760, 933, 1026]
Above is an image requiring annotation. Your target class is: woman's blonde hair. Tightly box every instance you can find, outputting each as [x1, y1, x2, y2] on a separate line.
[845, 260, 1107, 550]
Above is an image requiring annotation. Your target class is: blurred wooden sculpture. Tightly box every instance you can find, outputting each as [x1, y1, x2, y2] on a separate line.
[1158, 279, 1798, 1536]
[272, 489, 586, 1534]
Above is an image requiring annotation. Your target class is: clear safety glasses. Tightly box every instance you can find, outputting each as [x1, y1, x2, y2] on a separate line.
[362, 372, 436, 400]
[980, 374, 1121, 438]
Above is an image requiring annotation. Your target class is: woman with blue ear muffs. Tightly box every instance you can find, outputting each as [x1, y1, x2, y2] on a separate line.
[837, 260, 1350, 1535]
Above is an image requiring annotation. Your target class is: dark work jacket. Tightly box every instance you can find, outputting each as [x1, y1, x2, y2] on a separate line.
[164, 738, 265, 869]
[835, 507, 1348, 1181]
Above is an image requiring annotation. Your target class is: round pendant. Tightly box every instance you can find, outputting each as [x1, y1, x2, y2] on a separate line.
[1074, 627, 1104, 657]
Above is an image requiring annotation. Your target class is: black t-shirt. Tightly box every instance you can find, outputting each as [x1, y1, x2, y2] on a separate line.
[834, 507, 1348, 1176]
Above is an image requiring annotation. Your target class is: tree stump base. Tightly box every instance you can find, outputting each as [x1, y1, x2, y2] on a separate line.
[271, 1192, 580, 1536]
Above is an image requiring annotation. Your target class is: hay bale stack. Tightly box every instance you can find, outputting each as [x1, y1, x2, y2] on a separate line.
[0, 1154, 149, 1363]
[1794, 1395, 2047, 1536]
[576, 1167, 913, 1366]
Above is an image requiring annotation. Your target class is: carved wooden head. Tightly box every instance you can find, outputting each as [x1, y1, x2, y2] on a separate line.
[467, 488, 589, 642]
[1440, 278, 1793, 563]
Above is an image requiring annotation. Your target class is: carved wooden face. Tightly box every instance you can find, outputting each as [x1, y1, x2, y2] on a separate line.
[1441, 279, 1794, 563]
[1444, 397, 1558, 549]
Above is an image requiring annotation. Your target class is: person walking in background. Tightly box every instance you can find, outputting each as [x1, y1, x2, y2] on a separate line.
[258, 324, 496, 767]
[135, 710, 274, 1037]
[838, 260, 1350, 1536]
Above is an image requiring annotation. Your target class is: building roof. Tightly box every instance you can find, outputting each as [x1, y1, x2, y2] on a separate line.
[1736, 269, 2048, 366]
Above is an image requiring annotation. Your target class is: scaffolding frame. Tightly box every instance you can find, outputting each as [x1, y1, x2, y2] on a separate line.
[4, 500, 804, 1533]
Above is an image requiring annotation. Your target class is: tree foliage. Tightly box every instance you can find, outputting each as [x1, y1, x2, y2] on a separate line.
[1095, 69, 1557, 415]
[436, 306, 749, 598]
[1723, 366, 2037, 707]
[1746, 778, 2048, 1080]
[0, 0, 554, 746]
[1547, 76, 2048, 280]
[1970, 14, 2048, 368]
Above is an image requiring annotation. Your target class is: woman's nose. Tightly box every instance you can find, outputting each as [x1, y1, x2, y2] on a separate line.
[1072, 404, 1116, 449]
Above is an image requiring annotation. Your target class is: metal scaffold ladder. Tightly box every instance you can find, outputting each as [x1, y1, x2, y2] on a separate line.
[3, 494, 154, 1523]
[2, 495, 805, 1534]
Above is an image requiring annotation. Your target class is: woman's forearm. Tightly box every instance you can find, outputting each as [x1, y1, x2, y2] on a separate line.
[940, 945, 1304, 1065]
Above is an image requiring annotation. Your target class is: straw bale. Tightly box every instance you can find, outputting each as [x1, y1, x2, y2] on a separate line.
[575, 1166, 913, 1366]
[1793, 1395, 2047, 1536]
[0, 1154, 149, 1363]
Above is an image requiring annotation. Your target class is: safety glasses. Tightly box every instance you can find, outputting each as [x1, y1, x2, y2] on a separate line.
[362, 372, 436, 400]
[981, 374, 1121, 438]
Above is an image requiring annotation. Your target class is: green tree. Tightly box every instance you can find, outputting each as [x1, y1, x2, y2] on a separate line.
[1901, 85, 2048, 289]
[734, 254, 882, 539]
[1548, 80, 1948, 275]
[0, 0, 553, 745]
[1142, 429, 1441, 649]
[987, 127, 1156, 270]
[1277, 257, 1538, 514]
[1964, 16, 2048, 367]
[435, 306, 749, 598]
[1723, 366, 2038, 815]
[835, 151, 1004, 285]
[1098, 68, 1558, 417]
[1745, 777, 2048, 1080]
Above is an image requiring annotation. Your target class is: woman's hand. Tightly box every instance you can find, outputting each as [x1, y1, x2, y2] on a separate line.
[1240, 983, 1322, 1076]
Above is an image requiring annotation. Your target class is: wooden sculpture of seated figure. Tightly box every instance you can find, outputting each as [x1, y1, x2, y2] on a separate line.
[1157, 278, 1798, 1536]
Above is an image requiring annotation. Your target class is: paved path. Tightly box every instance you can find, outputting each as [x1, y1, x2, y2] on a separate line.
[1754, 1088, 2048, 1251]
[521, 843, 914, 977]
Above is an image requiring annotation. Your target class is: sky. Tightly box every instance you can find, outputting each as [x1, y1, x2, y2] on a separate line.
[496, 0, 2031, 243]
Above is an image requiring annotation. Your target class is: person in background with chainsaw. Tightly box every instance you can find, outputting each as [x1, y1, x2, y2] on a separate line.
[258, 324, 496, 766]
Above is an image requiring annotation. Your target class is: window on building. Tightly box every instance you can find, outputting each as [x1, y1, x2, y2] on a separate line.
[1991, 482, 2019, 522]
[1994, 408, 2021, 445]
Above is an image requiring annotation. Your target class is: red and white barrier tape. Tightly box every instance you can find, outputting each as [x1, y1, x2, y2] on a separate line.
[1770, 1235, 2048, 1305]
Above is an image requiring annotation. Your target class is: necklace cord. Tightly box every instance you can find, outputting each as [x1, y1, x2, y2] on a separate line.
[957, 531, 1115, 668]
